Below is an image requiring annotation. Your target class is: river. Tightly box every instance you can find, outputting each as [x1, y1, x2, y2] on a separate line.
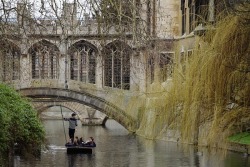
[14, 119, 250, 167]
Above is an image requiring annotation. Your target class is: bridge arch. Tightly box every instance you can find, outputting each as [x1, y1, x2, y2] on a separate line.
[19, 87, 137, 132]
[35, 104, 78, 115]
[33, 102, 108, 125]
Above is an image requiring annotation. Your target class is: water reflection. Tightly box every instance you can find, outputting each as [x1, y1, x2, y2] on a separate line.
[14, 119, 250, 167]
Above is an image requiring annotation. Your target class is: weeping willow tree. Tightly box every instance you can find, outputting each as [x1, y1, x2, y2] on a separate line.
[160, 2, 250, 146]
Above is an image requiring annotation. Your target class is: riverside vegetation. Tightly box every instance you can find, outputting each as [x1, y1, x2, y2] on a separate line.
[103, 3, 250, 150]
[0, 83, 45, 166]
[133, 3, 250, 150]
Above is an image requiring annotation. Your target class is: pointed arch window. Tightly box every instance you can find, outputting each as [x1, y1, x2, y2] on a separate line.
[148, 56, 154, 84]
[69, 41, 97, 84]
[29, 40, 59, 79]
[159, 52, 174, 82]
[0, 40, 20, 81]
[103, 41, 131, 90]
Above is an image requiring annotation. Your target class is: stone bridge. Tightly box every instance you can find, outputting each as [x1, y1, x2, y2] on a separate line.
[19, 87, 140, 132]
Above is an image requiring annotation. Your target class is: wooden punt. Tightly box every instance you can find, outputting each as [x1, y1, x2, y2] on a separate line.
[65, 143, 96, 154]
[66, 146, 93, 154]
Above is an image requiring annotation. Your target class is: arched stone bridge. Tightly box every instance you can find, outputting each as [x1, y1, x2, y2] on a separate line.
[32, 100, 108, 125]
[19, 87, 138, 132]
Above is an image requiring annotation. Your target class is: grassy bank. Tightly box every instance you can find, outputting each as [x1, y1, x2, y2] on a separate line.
[228, 132, 250, 145]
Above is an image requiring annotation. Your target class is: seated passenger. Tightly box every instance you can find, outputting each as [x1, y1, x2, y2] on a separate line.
[79, 137, 85, 145]
[84, 137, 96, 147]
[74, 136, 79, 146]
[65, 138, 74, 147]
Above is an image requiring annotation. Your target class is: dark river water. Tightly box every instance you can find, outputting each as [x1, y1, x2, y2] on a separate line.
[14, 119, 250, 167]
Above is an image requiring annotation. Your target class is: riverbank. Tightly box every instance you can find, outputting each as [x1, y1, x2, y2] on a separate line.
[227, 132, 250, 154]
[138, 114, 250, 163]
[136, 114, 250, 155]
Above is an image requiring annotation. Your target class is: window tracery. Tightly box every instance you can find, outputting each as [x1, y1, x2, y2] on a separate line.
[69, 41, 97, 84]
[29, 40, 59, 79]
[103, 41, 131, 90]
[0, 40, 20, 81]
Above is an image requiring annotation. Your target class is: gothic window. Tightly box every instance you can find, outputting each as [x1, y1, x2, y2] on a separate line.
[195, 0, 209, 25]
[29, 40, 59, 79]
[122, 51, 130, 90]
[80, 49, 87, 82]
[180, 51, 185, 64]
[105, 52, 113, 88]
[148, 56, 154, 84]
[70, 52, 78, 80]
[180, 50, 192, 73]
[12, 51, 20, 80]
[103, 41, 131, 90]
[89, 50, 96, 84]
[69, 41, 97, 84]
[0, 40, 20, 81]
[51, 54, 57, 79]
[147, 0, 151, 35]
[189, 1, 196, 32]
[181, 0, 186, 35]
[40, 48, 49, 79]
[184, 50, 193, 70]
[32, 52, 40, 79]
[159, 52, 174, 81]
[113, 50, 122, 88]
[182, 0, 210, 34]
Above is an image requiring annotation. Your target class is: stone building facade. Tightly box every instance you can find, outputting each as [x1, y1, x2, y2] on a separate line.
[0, 0, 221, 90]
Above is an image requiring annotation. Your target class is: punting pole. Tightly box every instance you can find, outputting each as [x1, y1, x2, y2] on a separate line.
[60, 105, 67, 143]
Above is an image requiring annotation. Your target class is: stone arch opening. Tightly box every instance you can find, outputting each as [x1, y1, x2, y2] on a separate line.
[36, 104, 76, 115]
[68, 40, 98, 84]
[103, 40, 132, 90]
[0, 39, 21, 81]
[28, 40, 60, 79]
[35, 103, 108, 125]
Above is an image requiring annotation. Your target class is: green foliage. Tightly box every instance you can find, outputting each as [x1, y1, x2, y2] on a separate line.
[0, 83, 45, 161]
[228, 132, 250, 145]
